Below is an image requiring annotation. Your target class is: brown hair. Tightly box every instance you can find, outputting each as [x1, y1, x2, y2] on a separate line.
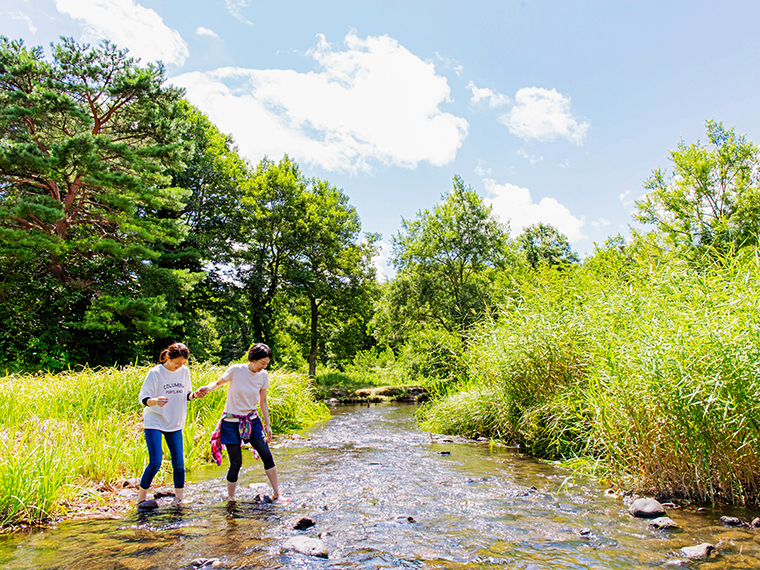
[159, 342, 189, 363]
[247, 343, 272, 362]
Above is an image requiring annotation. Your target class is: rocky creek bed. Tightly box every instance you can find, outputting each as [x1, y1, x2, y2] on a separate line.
[1, 403, 760, 569]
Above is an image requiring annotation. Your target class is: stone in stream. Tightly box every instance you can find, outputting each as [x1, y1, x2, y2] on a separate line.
[720, 515, 746, 527]
[752, 517, 760, 528]
[679, 543, 715, 558]
[137, 499, 158, 511]
[648, 516, 679, 530]
[289, 516, 316, 530]
[393, 515, 416, 523]
[119, 477, 140, 488]
[153, 486, 175, 499]
[628, 497, 666, 518]
[282, 536, 328, 558]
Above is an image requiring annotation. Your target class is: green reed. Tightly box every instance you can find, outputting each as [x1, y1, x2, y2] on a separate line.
[421, 246, 760, 504]
[0, 363, 329, 529]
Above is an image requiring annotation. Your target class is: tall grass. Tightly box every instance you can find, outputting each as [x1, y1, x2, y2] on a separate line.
[419, 246, 760, 504]
[0, 363, 328, 529]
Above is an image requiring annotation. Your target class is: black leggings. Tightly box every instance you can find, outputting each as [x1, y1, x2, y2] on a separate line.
[226, 438, 276, 483]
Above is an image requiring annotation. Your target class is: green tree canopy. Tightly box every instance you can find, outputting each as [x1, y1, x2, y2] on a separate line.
[517, 222, 580, 269]
[376, 175, 512, 344]
[634, 120, 760, 257]
[0, 37, 192, 368]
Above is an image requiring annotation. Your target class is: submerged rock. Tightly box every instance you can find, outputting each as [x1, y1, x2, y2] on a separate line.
[137, 499, 158, 511]
[629, 497, 666, 518]
[720, 515, 746, 527]
[289, 516, 316, 530]
[648, 516, 679, 530]
[153, 487, 175, 499]
[679, 543, 715, 558]
[283, 536, 328, 558]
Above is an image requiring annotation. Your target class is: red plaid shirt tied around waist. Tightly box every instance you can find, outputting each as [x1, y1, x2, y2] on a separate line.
[209, 411, 261, 466]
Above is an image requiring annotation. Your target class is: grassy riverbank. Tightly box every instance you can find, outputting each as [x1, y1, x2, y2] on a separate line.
[0, 364, 329, 530]
[418, 246, 760, 505]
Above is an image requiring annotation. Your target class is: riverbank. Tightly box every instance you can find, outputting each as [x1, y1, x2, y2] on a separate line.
[416, 248, 760, 506]
[0, 364, 329, 531]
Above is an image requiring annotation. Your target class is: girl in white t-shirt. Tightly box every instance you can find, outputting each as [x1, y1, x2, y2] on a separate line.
[199, 343, 279, 502]
[136, 342, 203, 505]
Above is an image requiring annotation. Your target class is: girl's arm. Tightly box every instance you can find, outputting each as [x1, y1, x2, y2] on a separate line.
[259, 387, 272, 442]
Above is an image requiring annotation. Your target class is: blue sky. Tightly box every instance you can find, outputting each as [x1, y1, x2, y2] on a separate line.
[4, 0, 760, 277]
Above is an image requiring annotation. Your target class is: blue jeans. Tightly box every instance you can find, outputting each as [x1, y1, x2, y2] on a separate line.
[140, 428, 185, 490]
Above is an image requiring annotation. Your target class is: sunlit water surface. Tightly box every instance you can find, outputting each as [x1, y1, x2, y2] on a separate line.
[2, 404, 760, 569]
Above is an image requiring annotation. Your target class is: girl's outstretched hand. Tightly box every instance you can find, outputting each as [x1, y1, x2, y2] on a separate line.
[193, 386, 210, 399]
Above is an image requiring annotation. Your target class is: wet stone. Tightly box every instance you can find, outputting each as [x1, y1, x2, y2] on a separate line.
[137, 499, 158, 511]
[680, 543, 715, 558]
[648, 516, 679, 530]
[437, 451, 451, 456]
[720, 515, 745, 527]
[393, 516, 416, 523]
[752, 517, 760, 528]
[629, 497, 666, 518]
[153, 487, 175, 499]
[283, 536, 328, 558]
[290, 517, 316, 530]
[119, 478, 140, 488]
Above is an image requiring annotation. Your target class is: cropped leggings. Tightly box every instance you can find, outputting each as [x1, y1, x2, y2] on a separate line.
[140, 428, 185, 490]
[220, 420, 275, 483]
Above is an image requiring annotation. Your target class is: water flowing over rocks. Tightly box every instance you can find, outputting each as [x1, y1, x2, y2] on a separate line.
[190, 558, 222, 568]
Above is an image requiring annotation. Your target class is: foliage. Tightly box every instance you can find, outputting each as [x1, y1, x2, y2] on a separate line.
[635, 120, 760, 257]
[380, 175, 513, 341]
[0, 363, 328, 528]
[0, 37, 193, 368]
[517, 222, 580, 268]
[421, 241, 760, 504]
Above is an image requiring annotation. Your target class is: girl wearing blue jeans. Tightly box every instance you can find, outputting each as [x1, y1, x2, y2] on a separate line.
[137, 343, 203, 505]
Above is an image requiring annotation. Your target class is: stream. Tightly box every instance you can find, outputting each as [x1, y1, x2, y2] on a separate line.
[2, 403, 760, 569]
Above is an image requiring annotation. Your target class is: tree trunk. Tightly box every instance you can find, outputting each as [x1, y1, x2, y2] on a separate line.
[308, 296, 319, 377]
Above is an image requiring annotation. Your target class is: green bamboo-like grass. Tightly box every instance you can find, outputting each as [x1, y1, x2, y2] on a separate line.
[0, 363, 329, 529]
[419, 247, 760, 504]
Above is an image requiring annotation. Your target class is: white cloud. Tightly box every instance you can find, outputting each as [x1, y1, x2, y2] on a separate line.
[619, 189, 642, 207]
[466, 81, 510, 108]
[9, 12, 37, 34]
[173, 33, 469, 173]
[558, 158, 570, 168]
[225, 0, 252, 25]
[483, 178, 585, 241]
[435, 52, 463, 76]
[516, 148, 543, 164]
[195, 27, 219, 39]
[500, 87, 589, 145]
[55, 0, 189, 66]
[474, 159, 491, 177]
[591, 217, 611, 227]
[372, 239, 393, 281]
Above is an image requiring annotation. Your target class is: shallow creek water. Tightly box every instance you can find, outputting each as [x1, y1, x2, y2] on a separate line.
[3, 403, 760, 569]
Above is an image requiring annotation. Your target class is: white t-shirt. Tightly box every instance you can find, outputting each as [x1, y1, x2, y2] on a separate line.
[222, 363, 270, 418]
[138, 364, 192, 432]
